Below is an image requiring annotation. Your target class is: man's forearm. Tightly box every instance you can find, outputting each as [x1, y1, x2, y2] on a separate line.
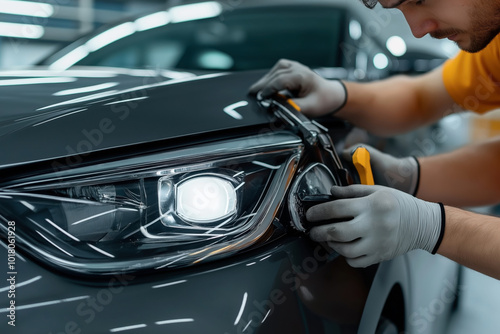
[337, 68, 454, 136]
[339, 77, 426, 135]
[418, 137, 500, 207]
[438, 206, 500, 279]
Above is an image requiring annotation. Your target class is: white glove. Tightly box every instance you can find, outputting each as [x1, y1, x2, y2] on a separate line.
[249, 59, 347, 117]
[343, 144, 420, 195]
[307, 185, 445, 268]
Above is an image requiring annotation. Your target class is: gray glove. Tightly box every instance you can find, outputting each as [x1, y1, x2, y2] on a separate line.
[249, 59, 347, 117]
[307, 185, 445, 268]
[343, 144, 420, 195]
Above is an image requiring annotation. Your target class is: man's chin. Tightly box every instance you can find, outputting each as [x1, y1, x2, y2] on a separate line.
[458, 32, 500, 53]
[460, 44, 489, 53]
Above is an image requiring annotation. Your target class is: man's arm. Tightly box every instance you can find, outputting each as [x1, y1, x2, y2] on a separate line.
[417, 137, 500, 207]
[250, 60, 458, 136]
[339, 66, 457, 136]
[439, 206, 500, 279]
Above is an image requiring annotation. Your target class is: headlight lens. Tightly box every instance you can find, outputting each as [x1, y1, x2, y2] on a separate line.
[161, 173, 239, 225]
[0, 133, 302, 274]
[288, 163, 338, 232]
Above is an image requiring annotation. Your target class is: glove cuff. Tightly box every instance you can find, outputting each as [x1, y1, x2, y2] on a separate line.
[397, 196, 444, 255]
[431, 203, 446, 254]
[410, 156, 421, 196]
[417, 201, 445, 254]
[390, 155, 419, 195]
[329, 80, 347, 114]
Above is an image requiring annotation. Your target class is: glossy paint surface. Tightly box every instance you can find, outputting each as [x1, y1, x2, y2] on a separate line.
[0, 69, 272, 168]
[0, 235, 374, 333]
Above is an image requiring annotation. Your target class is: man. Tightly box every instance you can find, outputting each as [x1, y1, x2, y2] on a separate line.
[249, 0, 500, 279]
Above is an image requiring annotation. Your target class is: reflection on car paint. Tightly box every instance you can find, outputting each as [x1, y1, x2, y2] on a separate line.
[223, 100, 248, 120]
[0, 275, 41, 292]
[0, 295, 89, 313]
[53, 82, 120, 96]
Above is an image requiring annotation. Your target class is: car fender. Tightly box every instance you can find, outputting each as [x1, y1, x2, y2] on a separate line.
[357, 255, 410, 333]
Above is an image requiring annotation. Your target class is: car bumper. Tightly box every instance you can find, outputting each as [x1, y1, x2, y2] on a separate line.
[1, 235, 374, 334]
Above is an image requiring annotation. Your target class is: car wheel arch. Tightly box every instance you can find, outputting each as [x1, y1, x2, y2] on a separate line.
[357, 255, 411, 333]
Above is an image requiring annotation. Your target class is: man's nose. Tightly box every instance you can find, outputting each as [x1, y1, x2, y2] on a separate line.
[400, 8, 438, 38]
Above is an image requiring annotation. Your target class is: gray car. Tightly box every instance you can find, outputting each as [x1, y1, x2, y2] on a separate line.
[0, 66, 459, 334]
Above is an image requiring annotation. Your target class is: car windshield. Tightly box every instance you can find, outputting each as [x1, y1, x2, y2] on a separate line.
[43, 5, 345, 71]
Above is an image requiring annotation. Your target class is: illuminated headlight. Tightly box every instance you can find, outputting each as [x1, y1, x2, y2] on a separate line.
[160, 174, 239, 225]
[0, 133, 302, 274]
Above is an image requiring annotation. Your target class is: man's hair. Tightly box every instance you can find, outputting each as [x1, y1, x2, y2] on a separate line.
[360, 0, 378, 8]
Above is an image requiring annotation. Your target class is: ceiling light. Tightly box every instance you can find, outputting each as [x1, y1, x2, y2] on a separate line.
[135, 11, 171, 31]
[386, 36, 407, 57]
[169, 1, 222, 23]
[0, 22, 44, 39]
[373, 53, 389, 70]
[0, 0, 54, 18]
[85, 22, 136, 52]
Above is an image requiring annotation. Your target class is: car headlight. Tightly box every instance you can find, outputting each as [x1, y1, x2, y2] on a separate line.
[0, 132, 302, 275]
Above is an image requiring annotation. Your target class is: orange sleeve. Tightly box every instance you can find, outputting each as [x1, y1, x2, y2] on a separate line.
[442, 35, 500, 114]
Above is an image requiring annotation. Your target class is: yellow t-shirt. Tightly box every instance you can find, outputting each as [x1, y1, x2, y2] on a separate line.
[442, 34, 500, 114]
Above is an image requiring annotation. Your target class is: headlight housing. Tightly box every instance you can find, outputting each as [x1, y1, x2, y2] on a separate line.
[0, 132, 302, 275]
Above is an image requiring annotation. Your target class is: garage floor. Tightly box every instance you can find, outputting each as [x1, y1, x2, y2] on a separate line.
[445, 267, 500, 334]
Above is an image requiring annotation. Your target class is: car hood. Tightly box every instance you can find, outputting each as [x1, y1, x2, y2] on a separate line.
[0, 67, 273, 169]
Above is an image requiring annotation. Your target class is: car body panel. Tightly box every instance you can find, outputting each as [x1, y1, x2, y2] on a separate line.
[0, 69, 273, 169]
[1, 234, 377, 334]
[359, 251, 459, 334]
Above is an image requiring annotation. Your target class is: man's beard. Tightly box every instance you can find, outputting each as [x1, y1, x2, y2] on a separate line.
[464, 28, 500, 53]
[431, 4, 500, 53]
[431, 28, 500, 53]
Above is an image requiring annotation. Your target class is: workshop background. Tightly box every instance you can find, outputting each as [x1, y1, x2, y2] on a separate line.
[1, 1, 500, 333]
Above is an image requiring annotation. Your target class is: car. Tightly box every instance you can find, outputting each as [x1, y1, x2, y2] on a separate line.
[0, 63, 459, 333]
[38, 0, 402, 81]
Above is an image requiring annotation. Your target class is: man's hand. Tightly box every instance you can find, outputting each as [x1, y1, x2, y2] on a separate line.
[307, 185, 444, 268]
[249, 59, 347, 117]
[343, 144, 420, 195]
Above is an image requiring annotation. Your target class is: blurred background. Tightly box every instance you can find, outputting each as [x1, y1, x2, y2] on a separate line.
[0, 0, 459, 70]
[0, 0, 166, 68]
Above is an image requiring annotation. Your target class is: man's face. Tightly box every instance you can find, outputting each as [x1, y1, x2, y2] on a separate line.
[378, 0, 500, 53]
